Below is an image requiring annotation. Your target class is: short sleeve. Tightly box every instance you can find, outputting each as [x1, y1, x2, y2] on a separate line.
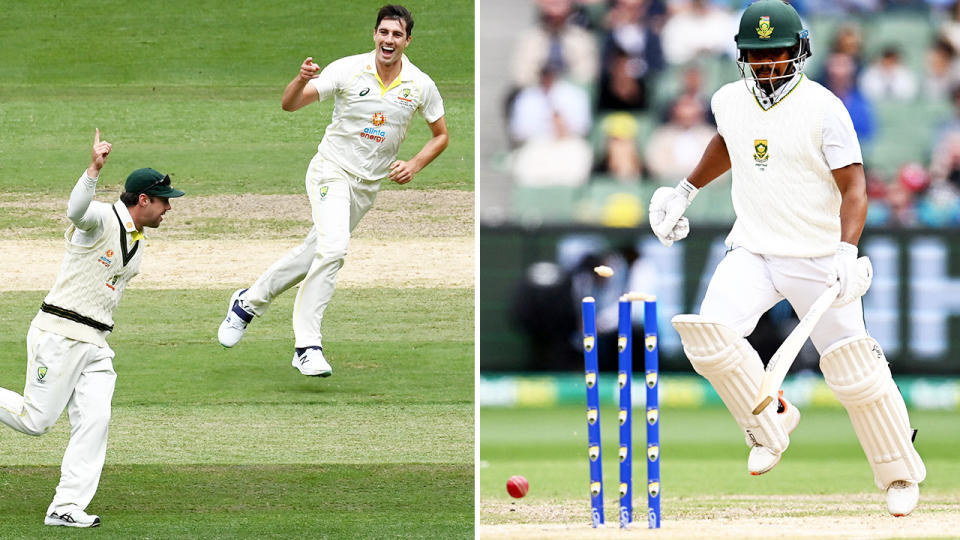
[711, 89, 725, 137]
[308, 59, 345, 102]
[822, 97, 863, 170]
[419, 79, 445, 124]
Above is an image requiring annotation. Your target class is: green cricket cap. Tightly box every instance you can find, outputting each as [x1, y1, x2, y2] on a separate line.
[124, 168, 185, 198]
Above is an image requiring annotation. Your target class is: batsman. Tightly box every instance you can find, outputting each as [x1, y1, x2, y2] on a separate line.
[650, 0, 925, 516]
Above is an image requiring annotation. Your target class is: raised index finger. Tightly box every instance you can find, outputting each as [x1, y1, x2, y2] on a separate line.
[95, 128, 100, 145]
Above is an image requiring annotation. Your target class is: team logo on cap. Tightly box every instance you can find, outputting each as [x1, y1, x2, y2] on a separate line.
[757, 16, 774, 39]
[754, 139, 769, 170]
[371, 112, 386, 126]
[37, 366, 47, 383]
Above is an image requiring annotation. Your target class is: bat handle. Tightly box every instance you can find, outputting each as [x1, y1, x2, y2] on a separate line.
[751, 395, 774, 415]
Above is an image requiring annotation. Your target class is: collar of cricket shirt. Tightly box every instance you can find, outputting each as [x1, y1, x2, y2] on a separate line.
[364, 50, 411, 96]
[114, 200, 145, 242]
[752, 72, 804, 111]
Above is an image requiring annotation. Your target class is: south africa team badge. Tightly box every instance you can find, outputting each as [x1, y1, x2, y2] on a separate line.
[753, 139, 769, 170]
[757, 16, 774, 39]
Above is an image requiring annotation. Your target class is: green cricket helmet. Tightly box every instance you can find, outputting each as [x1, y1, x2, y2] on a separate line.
[734, 0, 812, 98]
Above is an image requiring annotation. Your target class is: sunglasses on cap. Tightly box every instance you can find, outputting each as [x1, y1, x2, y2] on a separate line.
[142, 174, 172, 194]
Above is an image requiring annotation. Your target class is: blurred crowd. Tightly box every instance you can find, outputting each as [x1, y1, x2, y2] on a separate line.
[505, 0, 960, 227]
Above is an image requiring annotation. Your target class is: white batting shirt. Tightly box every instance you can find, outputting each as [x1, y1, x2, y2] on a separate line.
[712, 73, 862, 258]
[309, 51, 445, 181]
[31, 173, 144, 347]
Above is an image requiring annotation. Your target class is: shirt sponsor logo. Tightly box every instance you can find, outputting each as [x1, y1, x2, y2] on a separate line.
[361, 114, 388, 143]
[753, 139, 769, 170]
[361, 127, 387, 143]
[98, 252, 113, 268]
[105, 275, 120, 291]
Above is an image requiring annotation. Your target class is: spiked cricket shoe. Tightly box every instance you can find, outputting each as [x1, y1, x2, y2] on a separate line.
[218, 288, 253, 347]
[45, 510, 100, 528]
[886, 480, 919, 516]
[292, 347, 332, 377]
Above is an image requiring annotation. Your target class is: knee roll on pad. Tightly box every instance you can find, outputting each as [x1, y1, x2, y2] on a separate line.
[820, 336, 926, 489]
[672, 315, 789, 452]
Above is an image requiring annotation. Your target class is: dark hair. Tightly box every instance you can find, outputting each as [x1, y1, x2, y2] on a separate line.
[119, 192, 154, 206]
[376, 5, 414, 36]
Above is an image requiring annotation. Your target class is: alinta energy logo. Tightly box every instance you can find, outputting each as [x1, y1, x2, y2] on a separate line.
[361, 112, 387, 143]
[98, 249, 114, 268]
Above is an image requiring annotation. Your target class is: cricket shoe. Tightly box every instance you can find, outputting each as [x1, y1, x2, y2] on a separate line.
[748, 391, 801, 475]
[292, 346, 332, 377]
[45, 510, 100, 528]
[218, 288, 254, 347]
[886, 480, 919, 516]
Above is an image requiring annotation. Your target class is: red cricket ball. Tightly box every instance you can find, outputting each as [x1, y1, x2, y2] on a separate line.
[506, 475, 529, 498]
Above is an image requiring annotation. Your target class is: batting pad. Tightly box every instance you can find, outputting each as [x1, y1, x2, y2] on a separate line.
[672, 315, 790, 452]
[820, 336, 926, 490]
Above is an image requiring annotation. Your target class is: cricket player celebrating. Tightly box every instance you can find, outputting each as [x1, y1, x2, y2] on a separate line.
[650, 0, 925, 516]
[218, 5, 448, 377]
[0, 129, 184, 527]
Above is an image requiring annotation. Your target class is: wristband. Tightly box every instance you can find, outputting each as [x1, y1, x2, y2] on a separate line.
[676, 178, 699, 202]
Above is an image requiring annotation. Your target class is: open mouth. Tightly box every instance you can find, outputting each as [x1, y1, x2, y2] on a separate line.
[381, 45, 395, 57]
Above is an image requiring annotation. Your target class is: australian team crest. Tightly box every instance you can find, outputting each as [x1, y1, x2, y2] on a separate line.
[319, 186, 329, 199]
[757, 15, 774, 39]
[37, 366, 47, 383]
[753, 139, 769, 170]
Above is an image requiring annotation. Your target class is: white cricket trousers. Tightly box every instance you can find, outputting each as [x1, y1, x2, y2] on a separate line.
[700, 246, 867, 352]
[0, 326, 116, 516]
[243, 154, 381, 347]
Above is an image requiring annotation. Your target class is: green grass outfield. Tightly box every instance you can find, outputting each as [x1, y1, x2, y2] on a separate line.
[0, 289, 473, 538]
[479, 405, 960, 525]
[0, 0, 474, 194]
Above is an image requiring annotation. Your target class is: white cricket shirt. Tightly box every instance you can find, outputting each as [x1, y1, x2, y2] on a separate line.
[712, 74, 863, 258]
[309, 51, 444, 181]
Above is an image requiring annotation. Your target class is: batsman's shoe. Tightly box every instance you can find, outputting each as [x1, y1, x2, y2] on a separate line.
[219, 288, 254, 347]
[748, 391, 801, 475]
[45, 510, 101, 528]
[292, 347, 332, 377]
[886, 480, 919, 516]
